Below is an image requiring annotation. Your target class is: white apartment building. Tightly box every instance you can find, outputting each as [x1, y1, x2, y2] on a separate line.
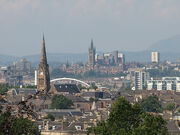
[147, 77, 180, 92]
[135, 71, 149, 90]
[151, 52, 160, 63]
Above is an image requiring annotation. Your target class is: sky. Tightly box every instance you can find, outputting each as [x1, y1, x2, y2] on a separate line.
[0, 0, 180, 56]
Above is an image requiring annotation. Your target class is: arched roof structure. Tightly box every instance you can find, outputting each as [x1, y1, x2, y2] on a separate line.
[50, 77, 90, 88]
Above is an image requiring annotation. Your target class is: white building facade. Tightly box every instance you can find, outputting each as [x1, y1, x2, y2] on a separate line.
[151, 52, 160, 63]
[147, 77, 180, 92]
[135, 71, 149, 90]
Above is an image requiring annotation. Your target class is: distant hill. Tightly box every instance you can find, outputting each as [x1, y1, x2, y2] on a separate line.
[0, 53, 89, 67]
[148, 34, 180, 53]
[0, 55, 18, 66]
[0, 51, 179, 67]
[23, 53, 88, 66]
[1, 34, 180, 66]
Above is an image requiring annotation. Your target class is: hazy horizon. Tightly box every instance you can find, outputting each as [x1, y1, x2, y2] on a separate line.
[1, 0, 180, 56]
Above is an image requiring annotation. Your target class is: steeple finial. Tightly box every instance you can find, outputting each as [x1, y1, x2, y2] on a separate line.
[91, 39, 93, 49]
[41, 35, 47, 64]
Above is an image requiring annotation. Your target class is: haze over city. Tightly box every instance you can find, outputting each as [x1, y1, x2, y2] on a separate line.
[2, 1, 180, 135]
[1, 0, 180, 56]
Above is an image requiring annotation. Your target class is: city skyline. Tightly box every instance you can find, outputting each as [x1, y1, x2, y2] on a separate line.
[1, 0, 180, 56]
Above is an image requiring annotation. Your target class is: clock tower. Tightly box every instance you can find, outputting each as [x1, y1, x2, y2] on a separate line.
[37, 35, 50, 92]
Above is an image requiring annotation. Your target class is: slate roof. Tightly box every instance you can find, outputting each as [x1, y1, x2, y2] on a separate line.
[53, 84, 80, 94]
[81, 91, 111, 99]
[40, 109, 83, 117]
[167, 120, 180, 134]
[66, 94, 87, 102]
[12, 88, 38, 96]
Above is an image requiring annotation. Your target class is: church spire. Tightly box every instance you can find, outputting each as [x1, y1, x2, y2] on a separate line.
[41, 35, 47, 64]
[91, 39, 93, 49]
[37, 35, 50, 92]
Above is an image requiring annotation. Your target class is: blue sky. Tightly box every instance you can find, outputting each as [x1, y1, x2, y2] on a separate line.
[0, 0, 180, 56]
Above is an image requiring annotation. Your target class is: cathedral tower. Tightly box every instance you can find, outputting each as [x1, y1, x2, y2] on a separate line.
[37, 35, 50, 92]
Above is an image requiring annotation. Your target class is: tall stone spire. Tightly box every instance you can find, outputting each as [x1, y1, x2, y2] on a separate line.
[37, 35, 50, 92]
[41, 35, 47, 64]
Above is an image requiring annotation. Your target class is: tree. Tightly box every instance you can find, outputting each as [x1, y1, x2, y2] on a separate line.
[90, 85, 98, 90]
[133, 113, 168, 135]
[165, 102, 176, 111]
[44, 113, 55, 121]
[125, 85, 131, 91]
[50, 95, 73, 109]
[0, 111, 40, 135]
[89, 97, 94, 102]
[0, 83, 9, 95]
[140, 95, 162, 113]
[88, 97, 168, 135]
[78, 86, 86, 90]
[106, 97, 142, 135]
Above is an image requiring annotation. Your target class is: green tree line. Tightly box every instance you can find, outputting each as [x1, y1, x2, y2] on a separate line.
[51, 68, 126, 79]
[88, 96, 168, 135]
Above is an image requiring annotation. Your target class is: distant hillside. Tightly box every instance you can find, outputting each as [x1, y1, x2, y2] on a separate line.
[1, 35, 180, 66]
[0, 53, 88, 67]
[0, 55, 18, 66]
[0, 51, 180, 67]
[23, 53, 88, 66]
[148, 34, 180, 53]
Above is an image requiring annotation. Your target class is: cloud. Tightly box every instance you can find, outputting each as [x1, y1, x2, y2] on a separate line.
[0, 0, 180, 23]
[0, 0, 39, 20]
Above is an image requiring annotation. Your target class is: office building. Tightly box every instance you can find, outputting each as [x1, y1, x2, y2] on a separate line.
[113, 50, 118, 64]
[118, 53, 125, 65]
[13, 58, 31, 72]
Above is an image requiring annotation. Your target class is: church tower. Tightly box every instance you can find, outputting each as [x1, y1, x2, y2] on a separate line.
[37, 35, 50, 92]
[89, 39, 96, 67]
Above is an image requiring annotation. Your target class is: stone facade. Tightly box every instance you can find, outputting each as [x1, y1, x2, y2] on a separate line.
[37, 35, 50, 92]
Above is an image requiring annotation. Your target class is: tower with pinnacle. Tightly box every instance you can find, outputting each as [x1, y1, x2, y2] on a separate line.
[37, 35, 50, 92]
[89, 39, 96, 68]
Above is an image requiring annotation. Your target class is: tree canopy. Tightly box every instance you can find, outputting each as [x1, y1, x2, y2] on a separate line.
[0, 83, 9, 95]
[50, 95, 73, 109]
[140, 95, 162, 113]
[44, 113, 55, 121]
[146, 68, 180, 78]
[0, 111, 40, 135]
[51, 68, 127, 79]
[164, 102, 176, 111]
[88, 97, 168, 135]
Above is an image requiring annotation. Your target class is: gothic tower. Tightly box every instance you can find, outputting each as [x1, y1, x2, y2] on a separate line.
[37, 35, 50, 92]
[89, 39, 96, 67]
